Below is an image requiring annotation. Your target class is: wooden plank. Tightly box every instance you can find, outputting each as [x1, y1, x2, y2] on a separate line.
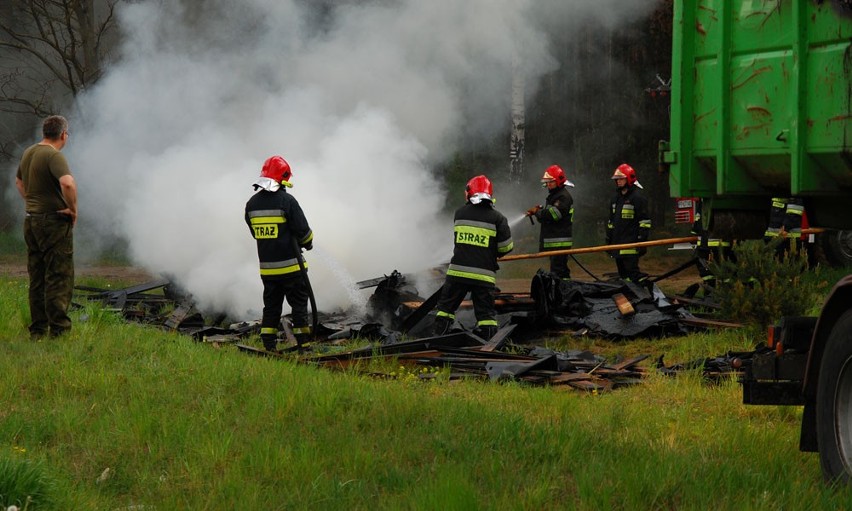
[500, 236, 700, 262]
[546, 372, 595, 384]
[671, 295, 722, 310]
[680, 317, 744, 329]
[611, 354, 650, 371]
[476, 324, 516, 352]
[612, 293, 635, 316]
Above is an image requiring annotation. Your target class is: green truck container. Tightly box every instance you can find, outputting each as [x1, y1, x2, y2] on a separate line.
[664, 0, 851, 231]
[663, 0, 852, 485]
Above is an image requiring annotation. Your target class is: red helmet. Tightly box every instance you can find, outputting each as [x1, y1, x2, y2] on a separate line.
[465, 175, 493, 204]
[612, 163, 640, 187]
[261, 155, 292, 183]
[540, 164, 575, 187]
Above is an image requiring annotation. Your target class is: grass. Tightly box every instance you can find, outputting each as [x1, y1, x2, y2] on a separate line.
[0, 230, 26, 265]
[2, 271, 852, 509]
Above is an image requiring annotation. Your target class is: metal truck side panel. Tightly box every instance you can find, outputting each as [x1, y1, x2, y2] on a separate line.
[668, 0, 852, 228]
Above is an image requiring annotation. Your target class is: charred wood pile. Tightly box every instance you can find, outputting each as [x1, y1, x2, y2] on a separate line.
[74, 266, 744, 391]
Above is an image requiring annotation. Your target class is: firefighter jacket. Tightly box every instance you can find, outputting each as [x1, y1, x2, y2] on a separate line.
[446, 201, 513, 287]
[245, 187, 313, 280]
[764, 197, 803, 239]
[606, 185, 651, 256]
[534, 185, 574, 251]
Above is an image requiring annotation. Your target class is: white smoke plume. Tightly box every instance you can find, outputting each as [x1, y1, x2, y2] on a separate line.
[67, 0, 656, 318]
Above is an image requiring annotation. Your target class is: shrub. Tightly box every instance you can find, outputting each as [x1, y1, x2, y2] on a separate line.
[710, 239, 816, 328]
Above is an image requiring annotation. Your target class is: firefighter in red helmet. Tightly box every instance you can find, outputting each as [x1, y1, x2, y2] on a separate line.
[606, 163, 652, 284]
[245, 155, 314, 351]
[526, 164, 575, 279]
[433, 175, 513, 340]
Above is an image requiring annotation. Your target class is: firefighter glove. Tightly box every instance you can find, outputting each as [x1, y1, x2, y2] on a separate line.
[303, 242, 313, 251]
[526, 205, 542, 217]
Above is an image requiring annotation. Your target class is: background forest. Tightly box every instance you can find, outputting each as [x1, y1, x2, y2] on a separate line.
[1, 0, 674, 237]
[1, 0, 678, 316]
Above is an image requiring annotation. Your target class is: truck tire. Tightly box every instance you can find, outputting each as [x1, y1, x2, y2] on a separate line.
[819, 230, 852, 268]
[816, 308, 852, 484]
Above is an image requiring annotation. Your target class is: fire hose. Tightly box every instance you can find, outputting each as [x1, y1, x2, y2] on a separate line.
[291, 237, 318, 350]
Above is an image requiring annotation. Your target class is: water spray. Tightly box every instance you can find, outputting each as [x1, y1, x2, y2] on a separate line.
[311, 246, 369, 315]
[509, 213, 533, 230]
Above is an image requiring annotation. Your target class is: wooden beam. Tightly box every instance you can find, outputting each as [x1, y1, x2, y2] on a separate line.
[499, 236, 700, 262]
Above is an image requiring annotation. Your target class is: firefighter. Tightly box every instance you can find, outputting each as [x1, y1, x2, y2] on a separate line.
[433, 175, 513, 341]
[764, 196, 804, 257]
[690, 198, 733, 294]
[526, 164, 575, 280]
[245, 156, 314, 352]
[606, 163, 652, 284]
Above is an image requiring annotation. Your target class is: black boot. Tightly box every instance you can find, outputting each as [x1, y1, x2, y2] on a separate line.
[261, 334, 278, 352]
[432, 316, 452, 336]
[475, 325, 497, 341]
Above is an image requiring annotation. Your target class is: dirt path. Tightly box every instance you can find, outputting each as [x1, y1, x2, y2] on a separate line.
[496, 255, 700, 295]
[0, 263, 154, 283]
[1, 254, 702, 296]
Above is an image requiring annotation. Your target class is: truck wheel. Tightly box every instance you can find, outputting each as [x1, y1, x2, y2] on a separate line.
[819, 230, 852, 268]
[816, 308, 852, 484]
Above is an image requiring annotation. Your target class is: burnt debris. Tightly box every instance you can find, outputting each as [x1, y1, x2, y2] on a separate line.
[74, 268, 740, 392]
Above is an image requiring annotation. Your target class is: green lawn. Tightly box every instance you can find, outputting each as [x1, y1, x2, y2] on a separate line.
[1, 272, 851, 510]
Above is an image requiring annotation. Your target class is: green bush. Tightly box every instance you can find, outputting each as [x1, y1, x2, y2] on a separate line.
[710, 239, 817, 328]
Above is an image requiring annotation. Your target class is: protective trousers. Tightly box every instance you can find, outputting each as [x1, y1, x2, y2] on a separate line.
[23, 214, 74, 338]
[260, 277, 310, 350]
[695, 240, 732, 292]
[433, 281, 498, 340]
[548, 254, 571, 280]
[615, 255, 648, 284]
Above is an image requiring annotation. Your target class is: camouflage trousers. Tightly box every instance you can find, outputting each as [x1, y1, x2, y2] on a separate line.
[23, 214, 74, 338]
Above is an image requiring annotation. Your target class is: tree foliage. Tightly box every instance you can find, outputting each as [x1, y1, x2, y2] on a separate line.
[711, 239, 818, 328]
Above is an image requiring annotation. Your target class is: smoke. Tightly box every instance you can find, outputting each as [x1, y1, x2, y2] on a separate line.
[65, 0, 657, 318]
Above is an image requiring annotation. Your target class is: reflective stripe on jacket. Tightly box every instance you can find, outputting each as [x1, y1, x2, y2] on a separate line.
[446, 202, 513, 287]
[606, 185, 651, 256]
[535, 185, 574, 251]
[245, 188, 313, 280]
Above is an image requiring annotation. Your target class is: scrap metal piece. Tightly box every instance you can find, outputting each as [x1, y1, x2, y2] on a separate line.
[485, 354, 559, 381]
[476, 324, 517, 352]
[307, 331, 485, 363]
[399, 285, 442, 334]
[280, 320, 299, 348]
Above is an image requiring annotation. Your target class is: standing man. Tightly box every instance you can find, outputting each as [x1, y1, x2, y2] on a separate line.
[245, 156, 314, 351]
[15, 115, 77, 339]
[606, 163, 651, 284]
[526, 164, 575, 280]
[433, 175, 513, 341]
